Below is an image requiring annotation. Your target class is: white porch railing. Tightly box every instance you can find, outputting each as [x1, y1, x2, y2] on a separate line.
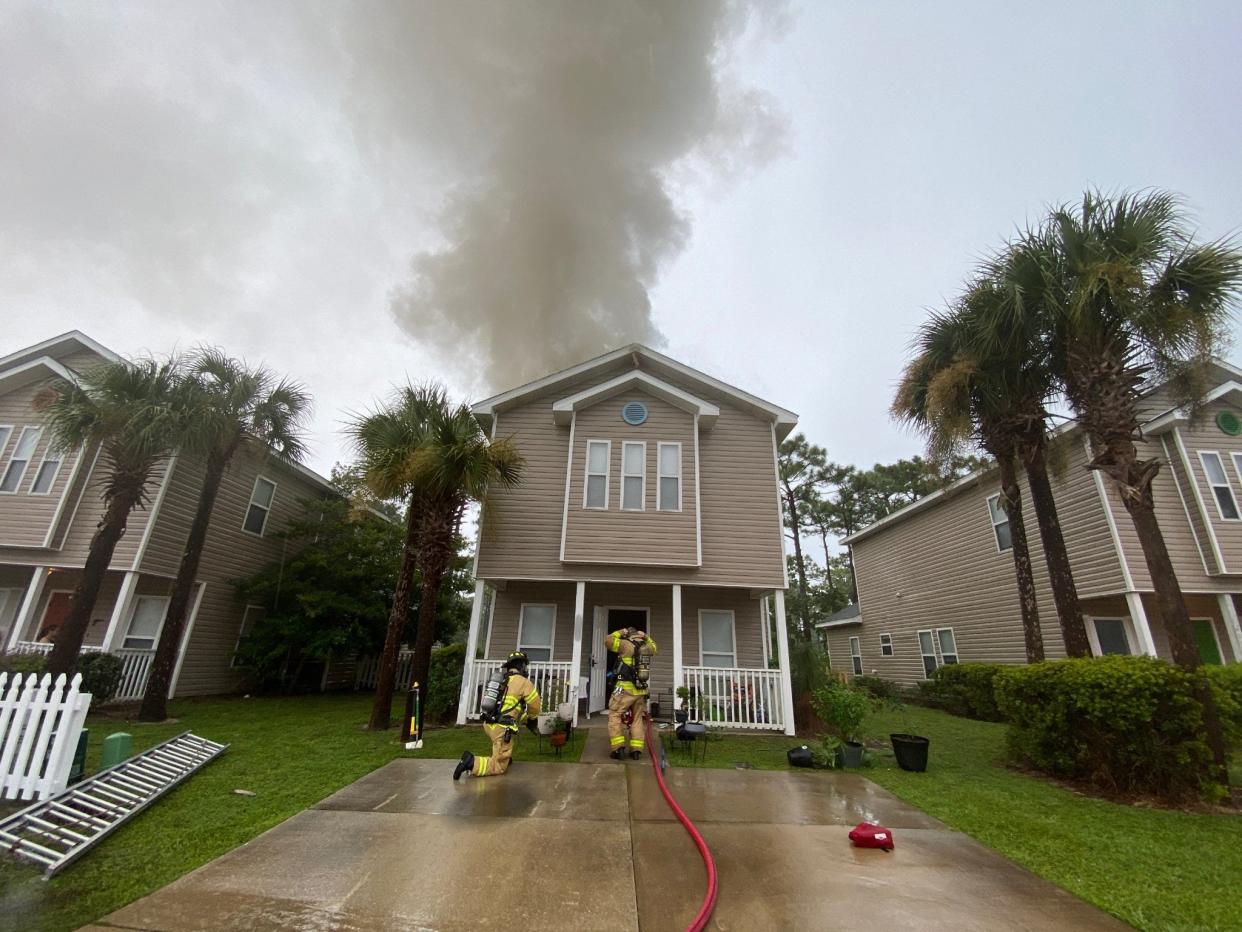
[682, 665, 785, 731]
[461, 659, 577, 721]
[8, 642, 155, 704]
[12, 641, 102, 656]
[0, 672, 92, 800]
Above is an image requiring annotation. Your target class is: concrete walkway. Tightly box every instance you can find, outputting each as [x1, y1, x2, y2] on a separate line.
[88, 750, 1127, 931]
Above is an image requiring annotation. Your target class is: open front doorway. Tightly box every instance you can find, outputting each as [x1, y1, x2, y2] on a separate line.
[589, 606, 648, 715]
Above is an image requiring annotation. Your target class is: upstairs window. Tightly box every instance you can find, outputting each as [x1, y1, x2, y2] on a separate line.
[879, 633, 894, 656]
[243, 477, 277, 536]
[658, 442, 681, 511]
[1199, 451, 1239, 520]
[849, 636, 862, 675]
[0, 426, 41, 494]
[986, 493, 1012, 551]
[621, 441, 645, 511]
[29, 445, 65, 495]
[584, 440, 610, 509]
[518, 604, 556, 662]
[699, 609, 736, 667]
[123, 596, 168, 650]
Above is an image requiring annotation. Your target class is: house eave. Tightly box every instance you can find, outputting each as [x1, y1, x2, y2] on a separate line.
[551, 370, 719, 429]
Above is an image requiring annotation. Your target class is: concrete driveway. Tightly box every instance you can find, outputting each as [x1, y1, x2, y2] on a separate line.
[87, 754, 1126, 931]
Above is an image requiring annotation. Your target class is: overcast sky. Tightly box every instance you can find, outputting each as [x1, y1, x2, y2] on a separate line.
[2, 1, 1240, 478]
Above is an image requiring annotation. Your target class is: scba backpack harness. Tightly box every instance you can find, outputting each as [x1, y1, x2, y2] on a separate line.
[613, 637, 652, 690]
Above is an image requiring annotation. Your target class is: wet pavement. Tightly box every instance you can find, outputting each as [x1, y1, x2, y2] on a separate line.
[91, 749, 1127, 931]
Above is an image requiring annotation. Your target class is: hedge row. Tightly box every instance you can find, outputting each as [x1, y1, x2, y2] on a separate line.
[917, 663, 1006, 721]
[0, 651, 124, 704]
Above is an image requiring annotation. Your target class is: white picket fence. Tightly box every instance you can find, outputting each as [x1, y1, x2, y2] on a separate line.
[0, 672, 92, 801]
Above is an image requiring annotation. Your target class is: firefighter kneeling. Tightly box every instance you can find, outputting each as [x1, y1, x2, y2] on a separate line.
[454, 651, 541, 780]
[607, 627, 658, 760]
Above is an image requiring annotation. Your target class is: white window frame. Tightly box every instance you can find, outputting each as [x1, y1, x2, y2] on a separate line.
[28, 443, 66, 496]
[697, 608, 737, 668]
[620, 441, 646, 511]
[986, 493, 1013, 552]
[583, 439, 611, 510]
[232, 604, 265, 668]
[517, 603, 557, 662]
[935, 627, 958, 665]
[657, 442, 682, 512]
[1229, 452, 1242, 502]
[0, 425, 13, 462]
[1085, 615, 1134, 657]
[879, 632, 893, 657]
[0, 426, 42, 495]
[123, 595, 170, 651]
[0, 587, 20, 644]
[242, 475, 278, 537]
[918, 629, 938, 679]
[1199, 451, 1240, 521]
[849, 635, 862, 675]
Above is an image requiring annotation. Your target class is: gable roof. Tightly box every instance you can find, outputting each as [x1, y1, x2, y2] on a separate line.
[472, 343, 798, 438]
[814, 602, 861, 628]
[551, 370, 720, 429]
[0, 330, 122, 372]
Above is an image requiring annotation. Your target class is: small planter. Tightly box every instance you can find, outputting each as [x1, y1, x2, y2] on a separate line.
[550, 731, 569, 749]
[537, 713, 558, 736]
[674, 709, 688, 724]
[835, 740, 864, 769]
[890, 733, 929, 772]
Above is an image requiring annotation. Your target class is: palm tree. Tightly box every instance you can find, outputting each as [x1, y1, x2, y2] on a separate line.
[894, 305, 1046, 663]
[139, 349, 310, 722]
[1032, 189, 1242, 780]
[36, 356, 189, 677]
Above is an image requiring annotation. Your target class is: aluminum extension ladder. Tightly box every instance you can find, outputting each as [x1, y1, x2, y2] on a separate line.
[0, 731, 228, 877]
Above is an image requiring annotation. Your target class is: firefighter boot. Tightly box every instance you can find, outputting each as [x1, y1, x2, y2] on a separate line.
[610, 748, 625, 760]
[453, 751, 474, 781]
[630, 749, 642, 760]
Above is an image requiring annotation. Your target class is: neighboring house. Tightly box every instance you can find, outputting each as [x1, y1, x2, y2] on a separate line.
[0, 332, 335, 700]
[813, 603, 861, 669]
[830, 359, 1242, 686]
[455, 345, 800, 733]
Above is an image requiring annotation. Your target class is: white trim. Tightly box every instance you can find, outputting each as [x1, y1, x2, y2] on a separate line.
[482, 584, 498, 661]
[1163, 435, 1213, 576]
[569, 581, 586, 726]
[560, 556, 700, 568]
[242, 475, 278, 537]
[1123, 592, 1157, 657]
[101, 570, 141, 651]
[917, 629, 938, 679]
[1173, 428, 1228, 573]
[27, 442, 66, 496]
[0, 330, 121, 371]
[693, 415, 702, 566]
[121, 593, 170, 651]
[815, 618, 862, 629]
[772, 590, 796, 736]
[558, 411, 575, 562]
[1197, 450, 1241, 521]
[168, 582, 206, 699]
[582, 439, 610, 510]
[7, 567, 48, 651]
[672, 584, 684, 692]
[550, 370, 720, 429]
[0, 425, 12, 466]
[1088, 436, 1137, 589]
[457, 580, 487, 724]
[1216, 594, 1242, 664]
[517, 602, 557, 662]
[771, 426, 789, 588]
[0, 356, 80, 395]
[1085, 614, 1133, 657]
[1143, 380, 1242, 434]
[655, 441, 680, 512]
[935, 627, 959, 664]
[621, 441, 647, 511]
[848, 635, 862, 675]
[879, 632, 893, 656]
[473, 413, 499, 579]
[41, 444, 86, 549]
[697, 608, 737, 668]
[985, 493, 1012, 553]
[474, 572, 784, 590]
[131, 455, 177, 571]
[231, 602, 264, 668]
[759, 595, 770, 669]
[1192, 615, 1225, 664]
[0, 426, 42, 495]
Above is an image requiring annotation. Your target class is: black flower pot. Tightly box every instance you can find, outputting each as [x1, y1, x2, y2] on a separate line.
[835, 741, 864, 769]
[674, 709, 688, 724]
[890, 733, 929, 772]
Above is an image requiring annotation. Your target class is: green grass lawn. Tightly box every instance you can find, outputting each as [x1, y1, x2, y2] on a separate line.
[0, 692, 581, 932]
[664, 707, 1242, 932]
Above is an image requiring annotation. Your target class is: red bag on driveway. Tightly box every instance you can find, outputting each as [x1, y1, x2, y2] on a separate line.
[849, 822, 894, 851]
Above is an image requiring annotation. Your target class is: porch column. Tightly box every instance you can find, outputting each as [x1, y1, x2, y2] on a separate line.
[760, 596, 771, 669]
[6, 566, 49, 651]
[168, 583, 207, 699]
[1124, 591, 1158, 657]
[672, 584, 684, 692]
[773, 589, 796, 736]
[456, 579, 487, 725]
[569, 581, 586, 726]
[100, 571, 140, 652]
[1217, 594, 1242, 664]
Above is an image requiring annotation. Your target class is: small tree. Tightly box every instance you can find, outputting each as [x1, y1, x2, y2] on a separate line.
[778, 434, 827, 638]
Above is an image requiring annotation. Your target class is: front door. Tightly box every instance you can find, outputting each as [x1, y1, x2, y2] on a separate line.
[589, 607, 649, 714]
[36, 591, 73, 643]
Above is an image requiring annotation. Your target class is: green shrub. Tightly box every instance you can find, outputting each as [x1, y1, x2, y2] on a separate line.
[925, 663, 1006, 721]
[851, 675, 898, 702]
[1207, 663, 1242, 749]
[0, 652, 49, 680]
[424, 643, 466, 724]
[995, 656, 1220, 801]
[811, 681, 872, 743]
[78, 652, 124, 704]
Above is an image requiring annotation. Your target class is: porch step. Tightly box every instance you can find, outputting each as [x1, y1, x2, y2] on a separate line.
[0, 731, 228, 878]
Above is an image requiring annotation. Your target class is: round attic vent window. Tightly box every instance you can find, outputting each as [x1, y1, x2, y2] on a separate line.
[621, 401, 648, 425]
[1217, 410, 1242, 436]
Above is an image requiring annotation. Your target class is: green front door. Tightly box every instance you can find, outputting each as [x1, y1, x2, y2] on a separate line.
[1193, 619, 1223, 665]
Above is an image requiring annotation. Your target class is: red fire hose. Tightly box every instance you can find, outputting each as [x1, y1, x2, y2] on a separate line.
[644, 713, 718, 932]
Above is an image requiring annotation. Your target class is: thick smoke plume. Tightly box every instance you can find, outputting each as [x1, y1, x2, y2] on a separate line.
[366, 1, 787, 390]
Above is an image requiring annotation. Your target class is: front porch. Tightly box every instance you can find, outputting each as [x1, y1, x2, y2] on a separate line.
[456, 579, 796, 734]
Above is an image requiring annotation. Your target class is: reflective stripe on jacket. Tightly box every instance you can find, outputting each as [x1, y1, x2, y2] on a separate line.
[497, 673, 541, 732]
[606, 631, 658, 695]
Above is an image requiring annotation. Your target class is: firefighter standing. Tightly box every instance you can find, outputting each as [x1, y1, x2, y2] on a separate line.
[606, 627, 658, 759]
[454, 650, 541, 780]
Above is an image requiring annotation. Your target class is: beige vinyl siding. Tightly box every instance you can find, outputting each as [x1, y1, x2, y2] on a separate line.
[53, 459, 167, 570]
[680, 586, 764, 669]
[139, 457, 200, 577]
[1137, 592, 1238, 663]
[16, 569, 125, 646]
[487, 581, 579, 663]
[476, 364, 785, 588]
[563, 391, 697, 566]
[0, 381, 84, 549]
[1173, 403, 1242, 575]
[1160, 434, 1220, 577]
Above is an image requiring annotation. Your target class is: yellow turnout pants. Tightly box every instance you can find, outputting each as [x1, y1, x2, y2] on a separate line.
[473, 723, 516, 777]
[607, 691, 646, 750]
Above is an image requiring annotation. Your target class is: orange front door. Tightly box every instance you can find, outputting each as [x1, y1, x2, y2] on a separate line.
[37, 591, 73, 642]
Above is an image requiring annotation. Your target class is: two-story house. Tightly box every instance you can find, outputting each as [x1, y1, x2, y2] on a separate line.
[454, 345, 799, 734]
[829, 359, 1242, 685]
[0, 332, 335, 701]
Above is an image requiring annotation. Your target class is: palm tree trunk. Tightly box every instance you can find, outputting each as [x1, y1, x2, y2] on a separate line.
[47, 487, 141, 677]
[368, 502, 421, 730]
[998, 456, 1045, 663]
[784, 488, 811, 639]
[139, 451, 228, 721]
[409, 504, 456, 698]
[1021, 441, 1090, 657]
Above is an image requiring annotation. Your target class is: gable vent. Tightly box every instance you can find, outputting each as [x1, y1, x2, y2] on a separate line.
[621, 401, 648, 425]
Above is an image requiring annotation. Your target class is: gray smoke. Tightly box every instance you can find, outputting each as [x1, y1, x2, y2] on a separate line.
[366, 2, 788, 390]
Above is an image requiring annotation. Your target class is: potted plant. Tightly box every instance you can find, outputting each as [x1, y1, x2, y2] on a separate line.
[812, 682, 870, 768]
[536, 711, 558, 735]
[550, 715, 570, 749]
[888, 697, 929, 772]
[674, 686, 690, 723]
